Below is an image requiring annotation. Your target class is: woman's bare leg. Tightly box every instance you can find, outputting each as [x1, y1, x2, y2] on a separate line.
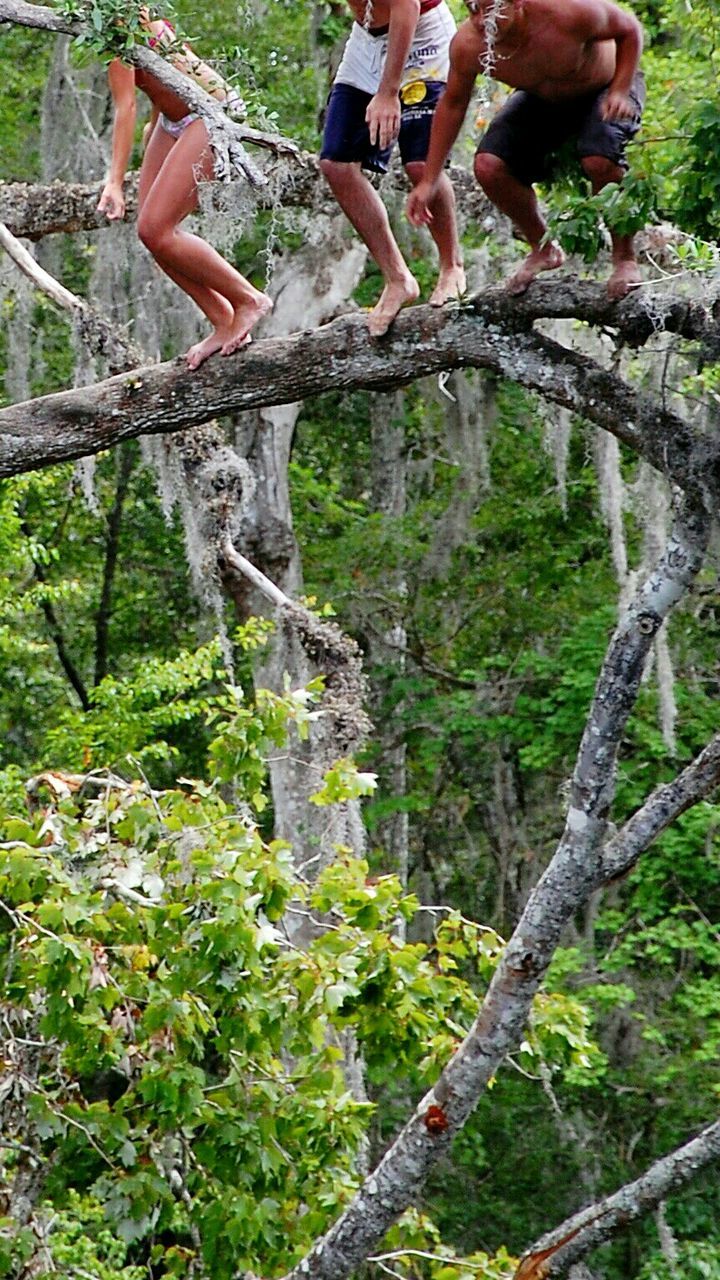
[138, 123, 233, 332]
[138, 120, 272, 366]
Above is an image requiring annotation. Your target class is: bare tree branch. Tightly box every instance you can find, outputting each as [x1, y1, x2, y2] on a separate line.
[277, 497, 711, 1280]
[0, 218, 142, 371]
[0, 161, 495, 243]
[602, 729, 720, 879]
[20, 519, 91, 709]
[514, 1118, 720, 1280]
[0, 293, 716, 495]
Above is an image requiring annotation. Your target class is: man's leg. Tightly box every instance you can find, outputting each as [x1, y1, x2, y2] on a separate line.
[581, 154, 641, 300]
[473, 152, 564, 294]
[404, 161, 465, 306]
[320, 81, 420, 337]
[319, 158, 419, 337]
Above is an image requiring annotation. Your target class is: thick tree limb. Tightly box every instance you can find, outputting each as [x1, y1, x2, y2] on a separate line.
[277, 499, 711, 1280]
[0, 294, 717, 499]
[0, 0, 73, 33]
[514, 1118, 720, 1280]
[0, 178, 135, 240]
[0, 163, 494, 243]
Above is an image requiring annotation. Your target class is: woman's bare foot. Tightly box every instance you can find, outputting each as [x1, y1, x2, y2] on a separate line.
[607, 258, 641, 301]
[220, 292, 274, 357]
[506, 242, 565, 295]
[367, 274, 420, 338]
[429, 264, 467, 307]
[186, 329, 230, 370]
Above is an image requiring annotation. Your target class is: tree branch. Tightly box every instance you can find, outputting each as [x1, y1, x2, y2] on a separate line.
[514, 1118, 720, 1280]
[602, 729, 720, 880]
[21, 521, 91, 710]
[0, 293, 717, 498]
[0, 161, 494, 243]
[276, 498, 710, 1280]
[0, 218, 142, 372]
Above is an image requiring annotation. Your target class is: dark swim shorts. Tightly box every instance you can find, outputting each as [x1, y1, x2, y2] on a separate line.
[321, 80, 445, 173]
[476, 71, 645, 185]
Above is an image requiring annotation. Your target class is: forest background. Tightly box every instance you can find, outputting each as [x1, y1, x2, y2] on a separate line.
[1, 0, 720, 1278]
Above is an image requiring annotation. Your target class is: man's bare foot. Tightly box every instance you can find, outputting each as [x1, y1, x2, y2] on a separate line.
[220, 292, 274, 357]
[607, 259, 642, 301]
[429, 264, 467, 307]
[367, 275, 420, 337]
[506, 243, 565, 295]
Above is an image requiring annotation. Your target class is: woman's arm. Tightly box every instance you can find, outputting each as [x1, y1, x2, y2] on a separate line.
[97, 60, 137, 220]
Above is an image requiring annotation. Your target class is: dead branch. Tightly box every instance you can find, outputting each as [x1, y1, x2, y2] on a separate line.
[514, 1117, 720, 1279]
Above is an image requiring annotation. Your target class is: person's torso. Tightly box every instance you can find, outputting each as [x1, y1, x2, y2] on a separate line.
[492, 25, 616, 99]
[134, 68, 192, 120]
[345, 0, 440, 33]
[136, 20, 230, 121]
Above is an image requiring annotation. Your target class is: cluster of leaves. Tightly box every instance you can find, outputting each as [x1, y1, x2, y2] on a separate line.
[0, 704, 603, 1278]
[545, 174, 660, 263]
[55, 0, 174, 61]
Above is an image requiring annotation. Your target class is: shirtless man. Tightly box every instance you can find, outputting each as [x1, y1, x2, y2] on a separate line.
[97, 10, 272, 369]
[406, 0, 644, 299]
[320, 0, 466, 336]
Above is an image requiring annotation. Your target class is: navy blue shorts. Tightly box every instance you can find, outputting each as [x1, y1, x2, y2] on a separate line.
[321, 80, 445, 174]
[476, 72, 645, 186]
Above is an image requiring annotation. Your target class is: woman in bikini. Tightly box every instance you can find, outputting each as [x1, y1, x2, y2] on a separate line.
[97, 9, 272, 370]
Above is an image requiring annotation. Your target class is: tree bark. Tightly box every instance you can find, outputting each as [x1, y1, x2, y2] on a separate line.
[1, 287, 717, 498]
[514, 1118, 720, 1280]
[276, 497, 712, 1280]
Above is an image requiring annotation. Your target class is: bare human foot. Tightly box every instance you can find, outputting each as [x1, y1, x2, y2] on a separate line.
[607, 258, 642, 301]
[186, 329, 230, 370]
[185, 330, 253, 371]
[506, 242, 565, 295]
[220, 292, 274, 357]
[367, 274, 420, 338]
[429, 264, 467, 307]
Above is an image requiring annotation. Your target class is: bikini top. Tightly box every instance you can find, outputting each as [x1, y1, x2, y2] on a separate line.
[147, 18, 175, 48]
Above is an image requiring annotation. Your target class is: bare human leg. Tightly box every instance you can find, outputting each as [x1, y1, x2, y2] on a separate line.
[137, 120, 272, 368]
[320, 158, 419, 337]
[405, 161, 465, 306]
[581, 154, 642, 301]
[139, 124, 235, 361]
[473, 152, 564, 294]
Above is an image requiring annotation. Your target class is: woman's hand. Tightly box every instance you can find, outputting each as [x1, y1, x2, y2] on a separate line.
[97, 181, 126, 221]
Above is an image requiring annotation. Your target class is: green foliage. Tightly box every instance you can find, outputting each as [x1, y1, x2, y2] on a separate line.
[638, 1241, 720, 1280]
[56, 0, 173, 61]
[545, 174, 659, 262]
[310, 758, 378, 806]
[0, 741, 599, 1275]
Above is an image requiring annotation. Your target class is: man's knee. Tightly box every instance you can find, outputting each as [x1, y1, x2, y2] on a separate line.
[581, 154, 623, 189]
[404, 160, 426, 186]
[474, 151, 512, 195]
[320, 157, 350, 188]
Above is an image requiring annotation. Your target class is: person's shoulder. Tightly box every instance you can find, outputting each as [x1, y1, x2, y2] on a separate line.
[451, 19, 484, 72]
[543, 0, 623, 36]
